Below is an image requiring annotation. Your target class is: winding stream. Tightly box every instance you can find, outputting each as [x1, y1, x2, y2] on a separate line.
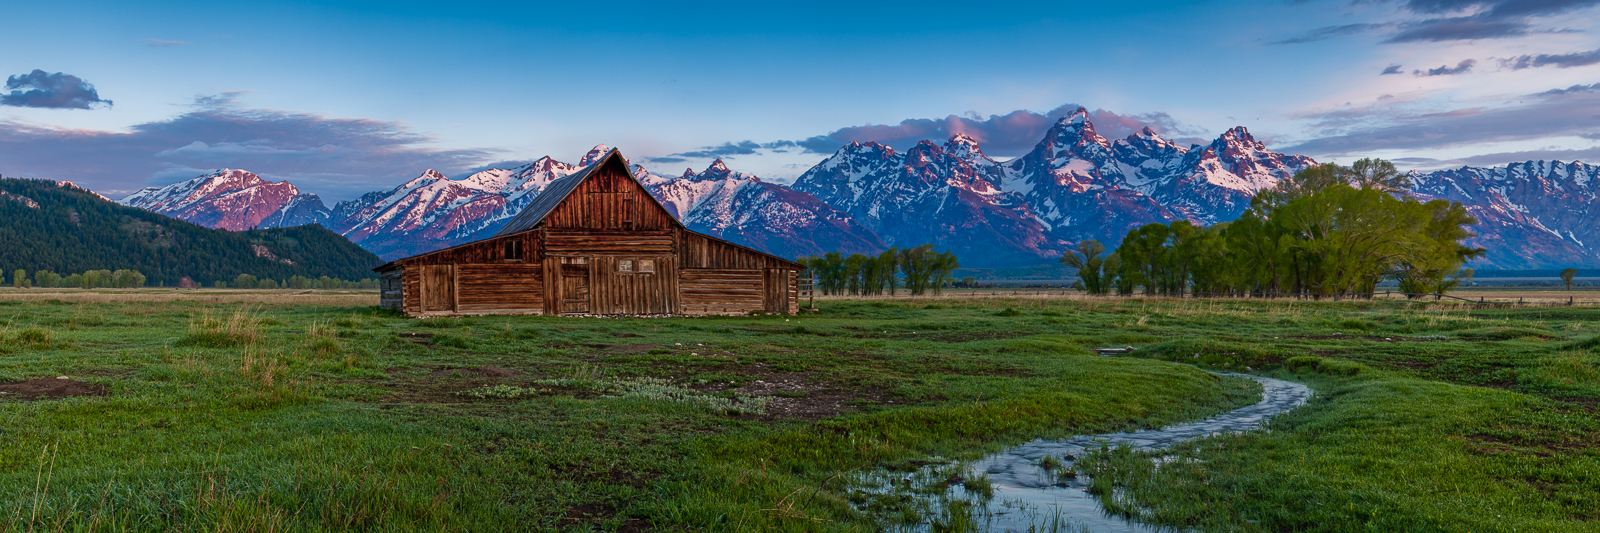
[853, 375, 1313, 532]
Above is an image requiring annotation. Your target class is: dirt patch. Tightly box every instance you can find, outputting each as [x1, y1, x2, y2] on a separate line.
[1457, 432, 1598, 457]
[1288, 335, 1438, 342]
[610, 333, 645, 338]
[562, 501, 649, 532]
[427, 366, 519, 378]
[0, 378, 106, 401]
[607, 344, 657, 353]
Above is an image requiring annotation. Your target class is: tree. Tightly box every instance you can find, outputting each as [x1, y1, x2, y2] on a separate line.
[11, 269, 25, 288]
[1061, 240, 1111, 295]
[34, 270, 60, 288]
[1348, 158, 1412, 193]
[1562, 268, 1579, 291]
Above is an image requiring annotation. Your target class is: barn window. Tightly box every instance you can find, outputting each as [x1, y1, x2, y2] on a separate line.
[618, 259, 634, 272]
[562, 257, 587, 265]
[638, 259, 655, 273]
[504, 240, 522, 261]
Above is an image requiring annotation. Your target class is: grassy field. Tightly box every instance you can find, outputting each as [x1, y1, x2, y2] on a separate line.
[0, 289, 1596, 532]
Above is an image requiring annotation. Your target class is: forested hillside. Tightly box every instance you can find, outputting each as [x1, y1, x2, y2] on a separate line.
[0, 177, 381, 285]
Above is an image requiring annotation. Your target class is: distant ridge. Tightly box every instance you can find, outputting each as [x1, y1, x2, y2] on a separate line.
[0, 177, 381, 284]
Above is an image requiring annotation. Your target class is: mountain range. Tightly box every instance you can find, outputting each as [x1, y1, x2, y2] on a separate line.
[117, 108, 1600, 269]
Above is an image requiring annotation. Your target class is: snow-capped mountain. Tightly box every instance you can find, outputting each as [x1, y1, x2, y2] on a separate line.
[112, 110, 1600, 269]
[1410, 160, 1600, 268]
[791, 136, 1066, 266]
[638, 160, 884, 257]
[120, 169, 328, 231]
[322, 149, 592, 258]
[792, 108, 1318, 266]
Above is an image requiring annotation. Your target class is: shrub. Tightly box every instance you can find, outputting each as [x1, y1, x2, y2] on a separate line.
[1285, 356, 1366, 376]
[176, 310, 263, 348]
[996, 307, 1023, 317]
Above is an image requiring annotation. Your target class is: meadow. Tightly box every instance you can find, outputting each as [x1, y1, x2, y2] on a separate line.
[0, 288, 1595, 532]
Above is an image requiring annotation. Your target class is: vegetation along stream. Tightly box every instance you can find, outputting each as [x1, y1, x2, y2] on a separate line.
[853, 374, 1313, 532]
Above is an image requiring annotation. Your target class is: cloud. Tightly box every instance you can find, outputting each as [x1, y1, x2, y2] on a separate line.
[1, 70, 112, 109]
[1381, 64, 1405, 75]
[1284, 85, 1600, 157]
[1415, 59, 1477, 76]
[783, 104, 1207, 157]
[0, 95, 498, 200]
[142, 38, 188, 47]
[1385, 17, 1529, 42]
[1538, 82, 1600, 95]
[1504, 47, 1600, 70]
[1271, 23, 1384, 45]
[649, 139, 809, 163]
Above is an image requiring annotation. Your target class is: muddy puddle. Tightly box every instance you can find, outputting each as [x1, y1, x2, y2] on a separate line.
[850, 374, 1312, 532]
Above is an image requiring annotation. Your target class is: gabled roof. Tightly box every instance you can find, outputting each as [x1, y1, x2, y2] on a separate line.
[377, 147, 802, 270]
[493, 149, 618, 237]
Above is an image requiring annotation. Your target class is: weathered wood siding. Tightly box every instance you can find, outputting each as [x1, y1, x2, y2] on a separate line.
[402, 267, 421, 314]
[680, 269, 765, 315]
[380, 269, 404, 311]
[544, 229, 674, 255]
[677, 231, 794, 270]
[541, 165, 676, 231]
[589, 256, 678, 315]
[455, 264, 542, 313]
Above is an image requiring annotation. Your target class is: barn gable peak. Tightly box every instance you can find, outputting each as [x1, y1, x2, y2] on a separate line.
[492, 148, 678, 236]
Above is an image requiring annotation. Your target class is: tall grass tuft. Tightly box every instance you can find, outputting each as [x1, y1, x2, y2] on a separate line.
[304, 321, 342, 356]
[177, 310, 263, 347]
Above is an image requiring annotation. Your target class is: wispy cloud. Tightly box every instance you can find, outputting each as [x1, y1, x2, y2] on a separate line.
[1416, 59, 1476, 76]
[1381, 64, 1405, 75]
[1503, 46, 1600, 70]
[0, 94, 498, 199]
[1, 70, 112, 109]
[1285, 85, 1600, 157]
[1271, 23, 1384, 45]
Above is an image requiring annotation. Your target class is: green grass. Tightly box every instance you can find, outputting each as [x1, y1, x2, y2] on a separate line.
[0, 294, 1596, 531]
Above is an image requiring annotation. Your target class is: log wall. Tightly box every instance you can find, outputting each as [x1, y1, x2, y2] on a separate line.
[379, 269, 404, 311]
[456, 264, 542, 313]
[680, 269, 765, 315]
[678, 231, 794, 270]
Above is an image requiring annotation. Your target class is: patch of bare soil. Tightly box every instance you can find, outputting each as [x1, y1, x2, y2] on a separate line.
[607, 344, 657, 353]
[562, 501, 649, 532]
[1288, 334, 1437, 342]
[610, 333, 645, 338]
[0, 378, 106, 400]
[682, 364, 895, 421]
[426, 366, 519, 378]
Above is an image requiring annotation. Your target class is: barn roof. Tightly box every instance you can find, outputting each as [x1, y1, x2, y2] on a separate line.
[376, 147, 804, 271]
[492, 150, 616, 237]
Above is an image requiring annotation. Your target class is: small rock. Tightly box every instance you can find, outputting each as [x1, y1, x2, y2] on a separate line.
[1052, 482, 1070, 487]
[56, 376, 69, 380]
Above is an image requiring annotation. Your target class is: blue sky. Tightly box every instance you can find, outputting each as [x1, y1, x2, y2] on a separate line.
[4, 0, 1600, 200]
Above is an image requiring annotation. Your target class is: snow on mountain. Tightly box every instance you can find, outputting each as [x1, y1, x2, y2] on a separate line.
[324, 155, 584, 259]
[1410, 160, 1600, 268]
[793, 136, 1067, 267]
[119, 169, 328, 231]
[638, 160, 883, 257]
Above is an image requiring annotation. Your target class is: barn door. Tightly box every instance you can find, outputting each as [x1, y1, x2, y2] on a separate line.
[422, 264, 456, 313]
[560, 257, 590, 314]
[764, 268, 788, 314]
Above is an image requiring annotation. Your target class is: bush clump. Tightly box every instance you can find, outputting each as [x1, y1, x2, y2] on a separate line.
[1285, 356, 1367, 376]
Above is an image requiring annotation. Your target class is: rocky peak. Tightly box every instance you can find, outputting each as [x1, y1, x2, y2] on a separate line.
[945, 133, 983, 159]
[578, 144, 611, 167]
[681, 168, 698, 179]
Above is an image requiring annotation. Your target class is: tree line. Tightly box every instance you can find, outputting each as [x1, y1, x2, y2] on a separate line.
[798, 244, 960, 296]
[0, 177, 383, 286]
[1064, 159, 1486, 299]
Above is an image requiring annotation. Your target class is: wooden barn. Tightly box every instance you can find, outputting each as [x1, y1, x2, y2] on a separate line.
[374, 148, 804, 317]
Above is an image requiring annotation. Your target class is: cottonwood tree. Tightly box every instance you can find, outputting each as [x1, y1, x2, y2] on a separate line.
[1061, 240, 1115, 295]
[1106, 158, 1480, 299]
[1562, 268, 1579, 291]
